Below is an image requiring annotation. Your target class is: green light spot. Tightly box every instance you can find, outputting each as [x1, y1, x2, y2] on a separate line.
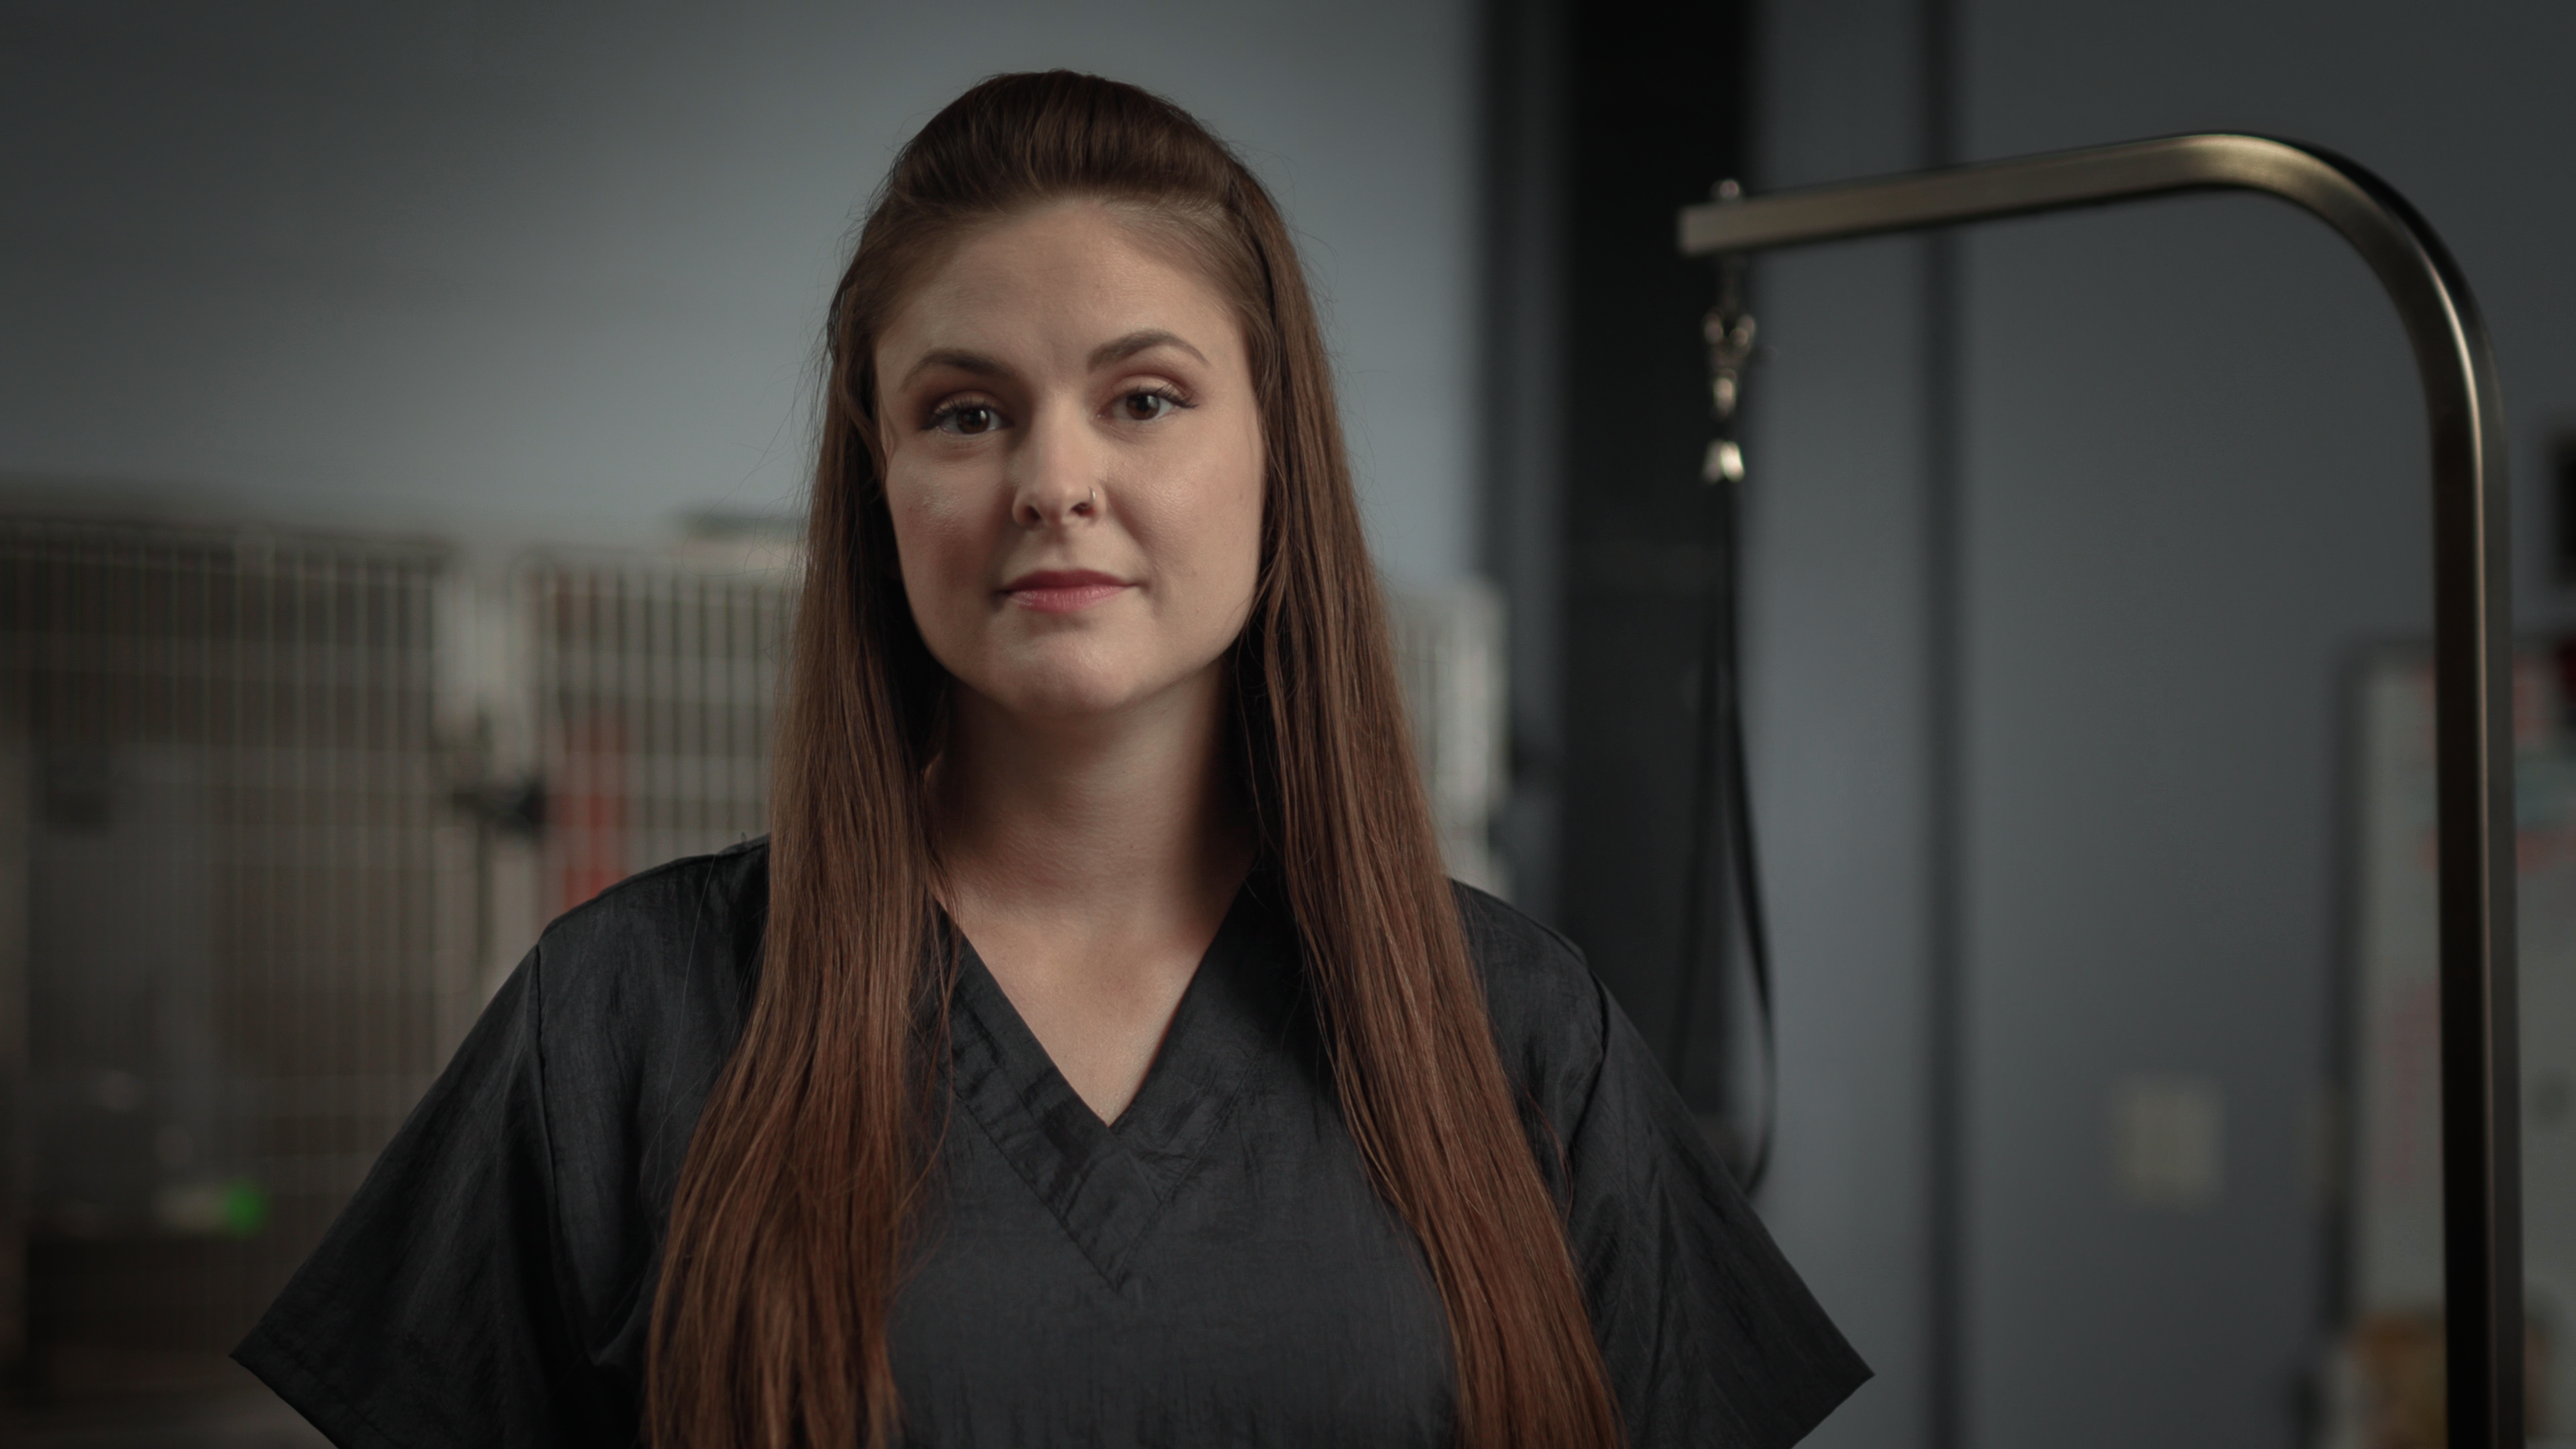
[219, 1179, 269, 1238]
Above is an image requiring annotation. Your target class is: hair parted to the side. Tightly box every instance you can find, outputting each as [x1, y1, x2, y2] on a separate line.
[646, 70, 1621, 1449]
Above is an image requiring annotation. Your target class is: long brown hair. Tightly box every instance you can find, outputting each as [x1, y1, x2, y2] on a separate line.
[648, 71, 1620, 1448]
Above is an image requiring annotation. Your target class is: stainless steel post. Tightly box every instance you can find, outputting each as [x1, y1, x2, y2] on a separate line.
[1676, 133, 2521, 1448]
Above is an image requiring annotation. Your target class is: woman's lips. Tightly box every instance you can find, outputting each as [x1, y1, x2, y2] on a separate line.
[1003, 570, 1132, 614]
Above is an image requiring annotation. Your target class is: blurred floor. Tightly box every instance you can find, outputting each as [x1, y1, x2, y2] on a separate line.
[3, 1373, 326, 1449]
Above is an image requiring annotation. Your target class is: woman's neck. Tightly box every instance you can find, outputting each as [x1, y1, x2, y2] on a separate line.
[928, 664, 1252, 943]
[926, 663, 1254, 1121]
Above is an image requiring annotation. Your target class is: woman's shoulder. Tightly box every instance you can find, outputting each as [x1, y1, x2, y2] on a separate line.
[537, 835, 769, 963]
[1448, 881, 1611, 1100]
[1450, 880, 1601, 1014]
[520, 838, 769, 1101]
[234, 841, 775, 1444]
[531, 837, 769, 1019]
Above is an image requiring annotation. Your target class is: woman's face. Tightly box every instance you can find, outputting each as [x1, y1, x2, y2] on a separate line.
[875, 199, 1265, 728]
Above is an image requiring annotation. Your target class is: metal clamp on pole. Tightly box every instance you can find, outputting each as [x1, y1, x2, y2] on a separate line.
[1676, 133, 2522, 1449]
[1703, 179, 1756, 488]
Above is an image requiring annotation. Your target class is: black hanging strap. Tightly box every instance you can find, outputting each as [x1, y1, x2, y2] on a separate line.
[1664, 206, 1778, 1194]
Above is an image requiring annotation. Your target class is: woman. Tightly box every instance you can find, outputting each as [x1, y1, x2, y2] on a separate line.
[237, 72, 1866, 1448]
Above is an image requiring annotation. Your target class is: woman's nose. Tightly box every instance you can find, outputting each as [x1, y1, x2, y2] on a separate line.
[1010, 405, 1102, 529]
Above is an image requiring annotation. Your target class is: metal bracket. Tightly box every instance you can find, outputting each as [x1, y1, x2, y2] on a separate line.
[1678, 133, 2522, 1448]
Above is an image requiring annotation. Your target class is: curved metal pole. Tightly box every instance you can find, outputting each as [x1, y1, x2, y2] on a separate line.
[1679, 133, 2521, 1448]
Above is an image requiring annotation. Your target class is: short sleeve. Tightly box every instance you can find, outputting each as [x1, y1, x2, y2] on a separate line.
[234, 946, 629, 1449]
[1560, 975, 1872, 1448]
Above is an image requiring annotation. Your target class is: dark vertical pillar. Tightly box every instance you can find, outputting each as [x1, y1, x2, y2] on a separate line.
[1479, 0, 1572, 926]
[1920, 0, 1966, 1440]
[1546, 0, 1752, 1118]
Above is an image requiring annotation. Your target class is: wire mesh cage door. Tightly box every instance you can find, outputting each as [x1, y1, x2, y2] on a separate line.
[525, 556, 794, 920]
[0, 519, 473, 1395]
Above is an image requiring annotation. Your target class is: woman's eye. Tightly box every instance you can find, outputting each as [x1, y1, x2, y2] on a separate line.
[932, 402, 1000, 435]
[1117, 390, 1178, 423]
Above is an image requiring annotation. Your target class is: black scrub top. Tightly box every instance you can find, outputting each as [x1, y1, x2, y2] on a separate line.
[236, 839, 1868, 1448]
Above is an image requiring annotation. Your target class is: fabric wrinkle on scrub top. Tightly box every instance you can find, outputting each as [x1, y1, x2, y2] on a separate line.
[234, 838, 1869, 1448]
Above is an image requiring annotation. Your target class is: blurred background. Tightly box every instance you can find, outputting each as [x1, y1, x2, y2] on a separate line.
[3, 1, 2573, 1445]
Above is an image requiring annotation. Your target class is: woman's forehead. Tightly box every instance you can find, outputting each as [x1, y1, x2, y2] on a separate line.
[877, 201, 1242, 373]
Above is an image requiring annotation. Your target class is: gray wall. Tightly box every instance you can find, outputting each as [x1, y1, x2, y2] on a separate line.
[0, 1, 1481, 586]
[1741, 2, 1941, 1446]
[1750, 1, 2576, 1446]
[1962, 6, 2576, 1446]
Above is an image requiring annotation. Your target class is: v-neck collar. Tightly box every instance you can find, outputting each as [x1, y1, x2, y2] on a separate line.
[944, 879, 1303, 1291]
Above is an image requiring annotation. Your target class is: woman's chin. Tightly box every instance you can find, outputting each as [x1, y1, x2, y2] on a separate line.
[962, 658, 1222, 729]
[953, 665, 1128, 720]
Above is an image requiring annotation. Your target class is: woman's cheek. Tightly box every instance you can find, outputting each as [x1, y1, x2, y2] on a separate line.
[885, 469, 985, 651]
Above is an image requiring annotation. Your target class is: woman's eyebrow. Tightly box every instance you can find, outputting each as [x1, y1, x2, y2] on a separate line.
[899, 348, 1009, 387]
[1089, 329, 1208, 370]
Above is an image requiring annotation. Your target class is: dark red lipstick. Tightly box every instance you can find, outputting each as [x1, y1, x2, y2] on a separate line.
[1003, 568, 1132, 614]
